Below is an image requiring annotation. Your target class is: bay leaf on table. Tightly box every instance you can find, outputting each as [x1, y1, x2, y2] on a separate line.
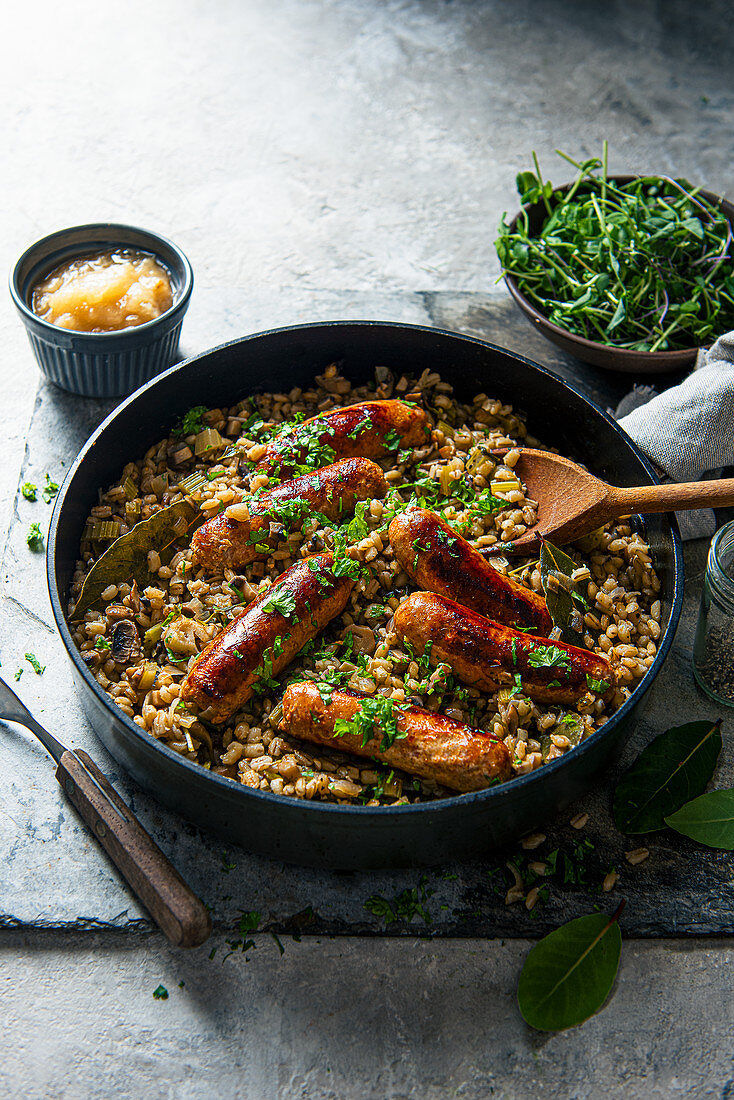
[665, 788, 734, 850]
[517, 906, 623, 1032]
[613, 719, 723, 835]
[70, 498, 200, 620]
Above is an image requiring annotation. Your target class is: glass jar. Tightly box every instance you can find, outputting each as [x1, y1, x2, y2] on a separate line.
[692, 519, 734, 706]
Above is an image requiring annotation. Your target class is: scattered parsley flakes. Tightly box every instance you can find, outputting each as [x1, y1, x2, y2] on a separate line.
[21, 482, 37, 501]
[94, 637, 111, 651]
[261, 587, 297, 619]
[25, 653, 45, 675]
[42, 474, 59, 504]
[14, 668, 23, 681]
[221, 850, 236, 874]
[334, 694, 409, 751]
[527, 644, 571, 670]
[26, 523, 44, 551]
[174, 405, 208, 438]
[586, 674, 610, 693]
[152, 985, 169, 1000]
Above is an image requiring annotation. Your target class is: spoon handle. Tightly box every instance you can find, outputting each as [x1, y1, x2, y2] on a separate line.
[56, 749, 211, 948]
[610, 477, 734, 515]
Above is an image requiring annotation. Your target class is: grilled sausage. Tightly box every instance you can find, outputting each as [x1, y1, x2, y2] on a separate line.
[191, 458, 388, 571]
[394, 592, 616, 706]
[260, 399, 430, 475]
[280, 682, 511, 792]
[388, 507, 552, 633]
[181, 554, 354, 722]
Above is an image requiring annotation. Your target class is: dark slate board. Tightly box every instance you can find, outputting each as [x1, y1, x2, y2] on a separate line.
[2, 289, 731, 940]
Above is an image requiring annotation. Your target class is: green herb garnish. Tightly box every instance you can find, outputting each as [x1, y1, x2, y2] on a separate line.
[496, 144, 734, 352]
[42, 474, 59, 504]
[26, 523, 44, 551]
[527, 644, 571, 670]
[334, 694, 408, 752]
[261, 588, 297, 619]
[152, 985, 169, 1000]
[21, 482, 37, 501]
[25, 653, 45, 675]
[174, 405, 208, 438]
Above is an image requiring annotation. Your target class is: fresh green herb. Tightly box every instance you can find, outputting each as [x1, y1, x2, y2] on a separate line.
[508, 672, 524, 698]
[496, 144, 734, 352]
[152, 985, 169, 1000]
[42, 474, 59, 503]
[586, 674, 610, 693]
[26, 523, 44, 551]
[261, 588, 297, 619]
[334, 694, 408, 751]
[21, 482, 37, 501]
[665, 788, 734, 849]
[517, 901, 624, 1031]
[383, 428, 402, 452]
[364, 879, 433, 926]
[227, 582, 247, 604]
[527, 644, 571, 670]
[345, 501, 371, 541]
[14, 668, 23, 681]
[25, 653, 45, 675]
[174, 405, 208, 438]
[613, 719, 722, 834]
[223, 910, 262, 960]
[94, 637, 111, 651]
[221, 850, 237, 874]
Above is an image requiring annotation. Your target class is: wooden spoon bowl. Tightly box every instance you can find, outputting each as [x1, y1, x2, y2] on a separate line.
[487, 448, 734, 555]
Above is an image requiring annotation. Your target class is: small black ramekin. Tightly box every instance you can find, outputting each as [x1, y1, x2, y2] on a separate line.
[10, 223, 193, 398]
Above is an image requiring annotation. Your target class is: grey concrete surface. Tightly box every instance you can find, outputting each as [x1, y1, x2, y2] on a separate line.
[2, 0, 734, 1096]
[3, 931, 734, 1100]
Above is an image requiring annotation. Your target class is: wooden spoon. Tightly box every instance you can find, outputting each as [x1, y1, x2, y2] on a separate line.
[485, 448, 734, 555]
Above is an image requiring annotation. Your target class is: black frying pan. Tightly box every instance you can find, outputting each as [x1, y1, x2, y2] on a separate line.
[47, 322, 684, 869]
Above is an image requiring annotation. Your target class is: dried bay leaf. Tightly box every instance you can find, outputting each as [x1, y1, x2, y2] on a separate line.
[613, 719, 722, 835]
[665, 788, 734, 850]
[517, 903, 624, 1031]
[539, 540, 585, 641]
[71, 498, 201, 620]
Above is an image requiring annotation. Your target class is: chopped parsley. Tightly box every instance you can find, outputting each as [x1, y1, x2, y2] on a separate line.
[14, 668, 23, 681]
[21, 482, 37, 501]
[25, 653, 45, 675]
[152, 985, 169, 1000]
[261, 588, 297, 619]
[526, 644, 571, 670]
[586, 674, 610, 693]
[334, 694, 408, 751]
[42, 474, 59, 504]
[173, 405, 208, 438]
[26, 523, 44, 551]
[364, 878, 433, 925]
[94, 637, 111, 651]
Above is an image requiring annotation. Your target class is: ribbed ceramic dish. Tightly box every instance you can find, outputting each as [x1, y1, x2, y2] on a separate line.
[10, 223, 193, 397]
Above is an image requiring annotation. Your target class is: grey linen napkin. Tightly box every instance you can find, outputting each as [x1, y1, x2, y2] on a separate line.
[616, 330, 734, 540]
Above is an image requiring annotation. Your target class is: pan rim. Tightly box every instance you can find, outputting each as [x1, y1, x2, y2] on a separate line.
[46, 319, 684, 821]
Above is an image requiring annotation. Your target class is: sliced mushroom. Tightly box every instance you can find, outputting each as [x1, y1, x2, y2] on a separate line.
[110, 619, 141, 666]
[342, 624, 376, 656]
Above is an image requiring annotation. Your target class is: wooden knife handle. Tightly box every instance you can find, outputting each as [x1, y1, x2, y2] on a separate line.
[56, 749, 212, 948]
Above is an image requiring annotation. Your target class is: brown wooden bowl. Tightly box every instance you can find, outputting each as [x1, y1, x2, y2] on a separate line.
[502, 175, 734, 374]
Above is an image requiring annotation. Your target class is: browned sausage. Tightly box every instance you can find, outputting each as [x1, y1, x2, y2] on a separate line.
[260, 399, 430, 476]
[191, 458, 388, 572]
[280, 682, 511, 792]
[388, 507, 552, 633]
[393, 592, 615, 706]
[181, 554, 354, 722]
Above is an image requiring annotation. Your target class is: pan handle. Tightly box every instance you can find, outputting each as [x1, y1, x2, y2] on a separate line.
[56, 749, 212, 948]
